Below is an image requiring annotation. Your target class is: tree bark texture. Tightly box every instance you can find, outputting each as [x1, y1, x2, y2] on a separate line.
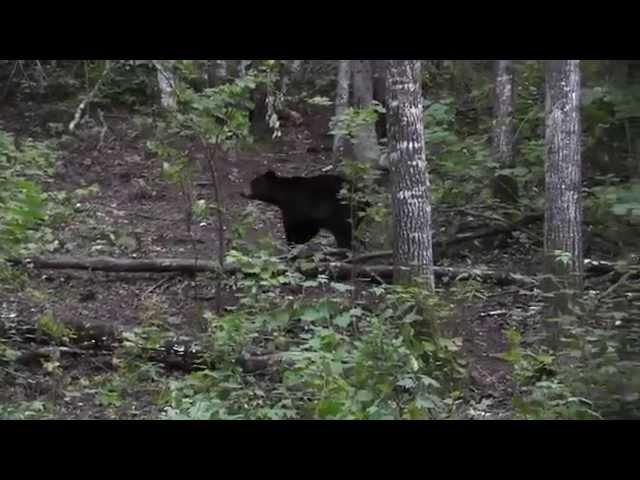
[385, 60, 435, 288]
[492, 60, 515, 168]
[238, 60, 252, 77]
[351, 60, 382, 168]
[333, 60, 351, 163]
[544, 60, 584, 308]
[154, 60, 177, 110]
[206, 60, 228, 87]
[280, 60, 303, 95]
[371, 60, 388, 141]
[250, 84, 270, 139]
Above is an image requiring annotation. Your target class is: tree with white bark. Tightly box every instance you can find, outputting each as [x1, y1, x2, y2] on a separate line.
[352, 60, 383, 169]
[543, 59, 583, 314]
[493, 60, 515, 167]
[491, 60, 518, 203]
[153, 60, 178, 110]
[332, 60, 351, 163]
[212, 60, 229, 86]
[385, 59, 435, 288]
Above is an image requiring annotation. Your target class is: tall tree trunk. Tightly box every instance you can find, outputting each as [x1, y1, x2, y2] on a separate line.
[333, 60, 351, 163]
[544, 60, 583, 314]
[492, 60, 515, 167]
[216, 60, 228, 80]
[280, 60, 303, 95]
[371, 60, 388, 141]
[250, 85, 271, 140]
[386, 60, 435, 288]
[238, 60, 252, 78]
[206, 60, 228, 87]
[352, 60, 382, 168]
[491, 60, 518, 202]
[154, 60, 177, 110]
[290, 60, 303, 74]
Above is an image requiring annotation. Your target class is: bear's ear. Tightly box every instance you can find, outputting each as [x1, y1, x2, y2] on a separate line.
[265, 170, 276, 178]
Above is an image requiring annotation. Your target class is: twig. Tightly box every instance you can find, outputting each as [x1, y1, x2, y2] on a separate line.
[96, 108, 108, 151]
[34, 60, 48, 91]
[69, 61, 115, 133]
[347, 250, 392, 264]
[0, 365, 32, 381]
[598, 271, 633, 301]
[142, 275, 177, 298]
[444, 207, 512, 225]
[17, 60, 29, 82]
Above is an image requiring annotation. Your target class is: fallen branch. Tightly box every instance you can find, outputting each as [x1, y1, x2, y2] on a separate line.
[438, 212, 543, 249]
[347, 212, 545, 264]
[7, 256, 231, 274]
[10, 253, 624, 288]
[309, 262, 538, 287]
[16, 346, 99, 367]
[9, 319, 277, 374]
[598, 271, 633, 301]
[584, 259, 640, 278]
[5, 255, 539, 287]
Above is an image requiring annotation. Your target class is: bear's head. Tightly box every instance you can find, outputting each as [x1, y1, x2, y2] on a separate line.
[242, 170, 279, 203]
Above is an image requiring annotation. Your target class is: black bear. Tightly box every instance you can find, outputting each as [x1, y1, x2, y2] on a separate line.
[242, 170, 360, 249]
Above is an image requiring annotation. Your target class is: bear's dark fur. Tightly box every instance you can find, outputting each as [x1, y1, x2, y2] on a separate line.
[242, 170, 361, 249]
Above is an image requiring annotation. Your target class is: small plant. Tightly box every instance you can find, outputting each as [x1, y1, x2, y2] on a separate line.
[501, 320, 639, 419]
[0, 401, 48, 420]
[36, 312, 75, 344]
[0, 130, 58, 259]
[329, 102, 385, 143]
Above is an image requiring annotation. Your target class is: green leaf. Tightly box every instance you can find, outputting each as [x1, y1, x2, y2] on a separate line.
[333, 312, 352, 328]
[316, 399, 343, 418]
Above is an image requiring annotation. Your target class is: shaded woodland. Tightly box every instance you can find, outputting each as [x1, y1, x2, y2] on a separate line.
[0, 60, 638, 420]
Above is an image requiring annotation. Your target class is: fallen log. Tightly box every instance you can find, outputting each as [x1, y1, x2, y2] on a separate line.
[7, 256, 236, 274]
[7, 255, 538, 287]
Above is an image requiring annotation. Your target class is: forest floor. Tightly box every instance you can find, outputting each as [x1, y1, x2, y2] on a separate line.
[0, 96, 549, 420]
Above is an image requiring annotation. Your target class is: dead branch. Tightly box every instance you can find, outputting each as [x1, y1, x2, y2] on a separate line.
[584, 259, 640, 278]
[68, 61, 115, 133]
[347, 251, 393, 264]
[346, 212, 545, 264]
[9, 252, 622, 288]
[438, 212, 543, 248]
[598, 271, 633, 301]
[9, 319, 273, 374]
[16, 346, 96, 367]
[7, 256, 233, 274]
[96, 108, 108, 150]
[309, 262, 538, 287]
[7, 255, 538, 287]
